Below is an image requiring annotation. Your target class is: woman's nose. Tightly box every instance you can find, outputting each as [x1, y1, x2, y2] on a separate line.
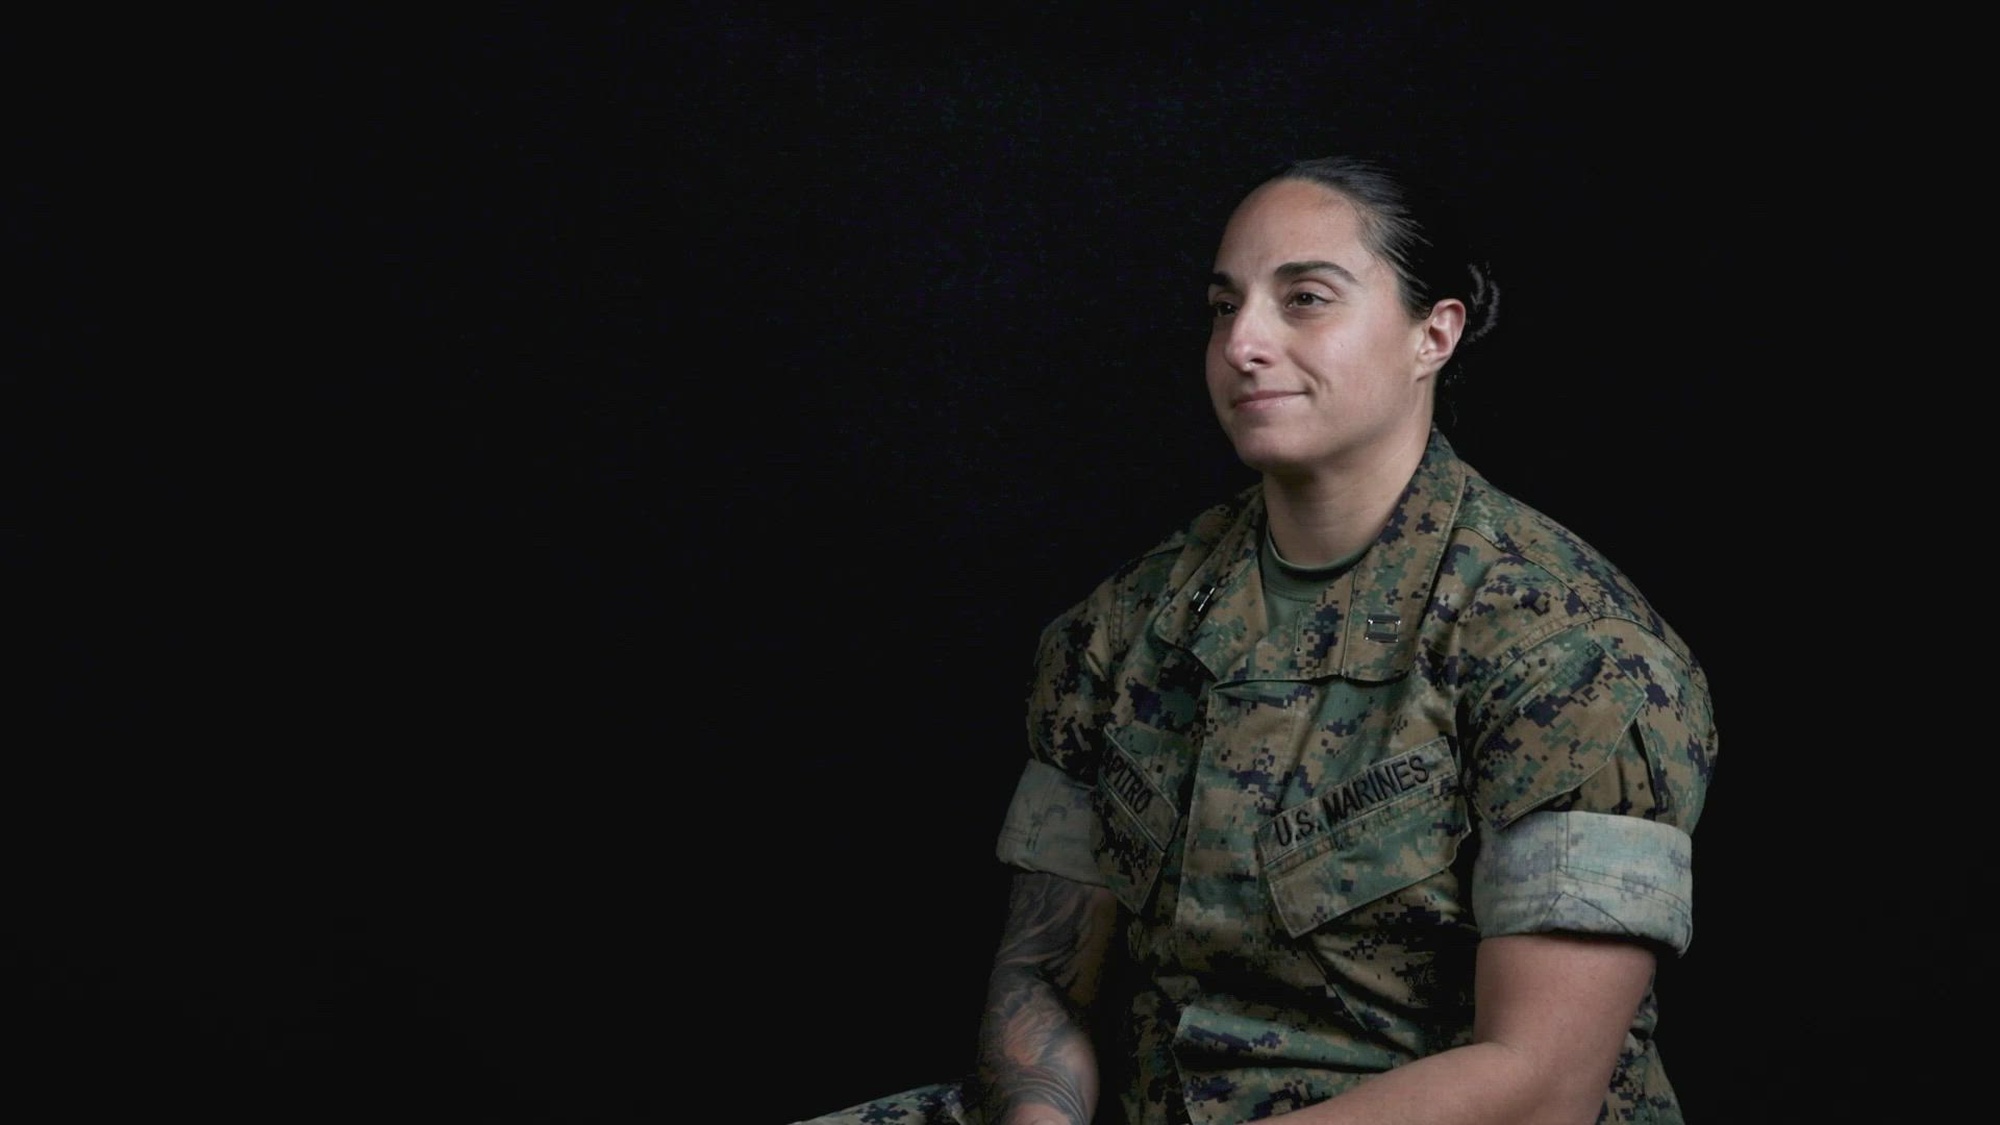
[1222, 304, 1276, 372]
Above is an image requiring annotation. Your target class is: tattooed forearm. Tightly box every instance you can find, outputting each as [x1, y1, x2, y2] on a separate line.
[975, 874, 1117, 1125]
[993, 872, 1115, 1001]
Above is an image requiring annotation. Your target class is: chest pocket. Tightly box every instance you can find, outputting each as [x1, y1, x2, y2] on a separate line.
[1255, 738, 1467, 937]
[1092, 724, 1187, 914]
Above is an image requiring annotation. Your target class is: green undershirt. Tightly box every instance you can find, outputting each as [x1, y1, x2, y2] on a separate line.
[1259, 522, 1367, 642]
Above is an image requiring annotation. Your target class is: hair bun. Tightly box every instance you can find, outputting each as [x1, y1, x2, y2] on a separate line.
[1461, 262, 1500, 345]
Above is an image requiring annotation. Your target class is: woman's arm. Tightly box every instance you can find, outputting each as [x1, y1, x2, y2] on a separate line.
[974, 872, 1121, 1125]
[1265, 932, 1656, 1125]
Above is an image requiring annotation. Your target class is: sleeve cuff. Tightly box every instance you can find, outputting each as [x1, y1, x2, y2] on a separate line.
[1471, 810, 1695, 954]
[994, 759, 1105, 887]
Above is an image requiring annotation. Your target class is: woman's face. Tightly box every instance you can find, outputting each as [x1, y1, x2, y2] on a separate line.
[1204, 179, 1455, 482]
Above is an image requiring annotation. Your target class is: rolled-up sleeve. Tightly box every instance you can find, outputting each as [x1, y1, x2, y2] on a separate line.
[1471, 809, 1694, 954]
[994, 758, 1105, 886]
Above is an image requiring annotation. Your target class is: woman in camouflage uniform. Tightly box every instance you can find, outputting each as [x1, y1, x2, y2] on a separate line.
[800, 154, 1716, 1125]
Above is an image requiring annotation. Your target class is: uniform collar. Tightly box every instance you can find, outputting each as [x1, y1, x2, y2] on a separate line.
[1153, 429, 1468, 684]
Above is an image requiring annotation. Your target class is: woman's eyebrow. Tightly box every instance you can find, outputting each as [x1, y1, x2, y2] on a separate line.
[1274, 259, 1357, 284]
[1208, 260, 1359, 289]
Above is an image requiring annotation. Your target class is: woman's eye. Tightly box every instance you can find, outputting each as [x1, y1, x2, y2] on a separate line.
[1209, 299, 1238, 318]
[1288, 291, 1326, 307]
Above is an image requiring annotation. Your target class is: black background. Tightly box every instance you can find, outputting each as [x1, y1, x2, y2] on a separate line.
[9, 5, 1956, 1123]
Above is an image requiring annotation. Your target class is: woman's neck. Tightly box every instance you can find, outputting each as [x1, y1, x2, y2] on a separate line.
[1260, 427, 1429, 567]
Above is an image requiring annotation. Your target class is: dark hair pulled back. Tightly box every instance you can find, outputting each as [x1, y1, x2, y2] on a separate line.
[1261, 155, 1499, 387]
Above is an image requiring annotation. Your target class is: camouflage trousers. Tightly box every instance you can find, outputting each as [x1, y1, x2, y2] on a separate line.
[793, 1081, 972, 1124]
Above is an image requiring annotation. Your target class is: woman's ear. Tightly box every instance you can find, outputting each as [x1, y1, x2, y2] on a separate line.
[1417, 298, 1466, 376]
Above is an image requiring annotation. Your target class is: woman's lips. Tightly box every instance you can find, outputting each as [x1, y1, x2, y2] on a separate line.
[1233, 389, 1303, 411]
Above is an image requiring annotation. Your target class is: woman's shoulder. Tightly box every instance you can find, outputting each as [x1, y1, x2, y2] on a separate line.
[1449, 469, 1689, 659]
[1044, 485, 1260, 636]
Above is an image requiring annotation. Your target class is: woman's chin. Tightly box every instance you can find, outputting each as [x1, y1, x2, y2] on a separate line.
[1231, 440, 1315, 479]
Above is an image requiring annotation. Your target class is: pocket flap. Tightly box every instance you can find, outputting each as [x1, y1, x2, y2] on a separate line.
[1257, 740, 1466, 938]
